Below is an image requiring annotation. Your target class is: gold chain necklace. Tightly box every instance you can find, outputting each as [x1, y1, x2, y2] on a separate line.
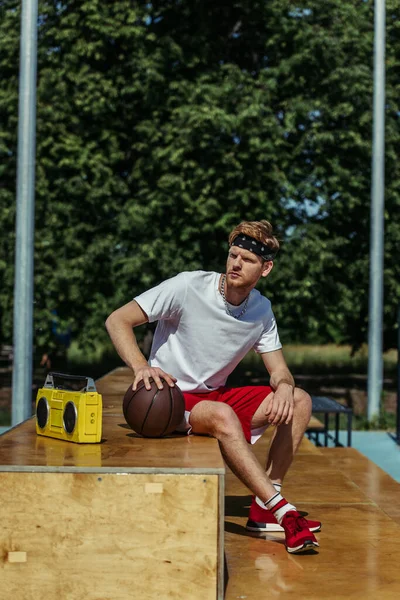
[219, 274, 250, 320]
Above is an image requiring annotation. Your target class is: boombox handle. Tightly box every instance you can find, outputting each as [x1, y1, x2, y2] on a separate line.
[44, 372, 97, 392]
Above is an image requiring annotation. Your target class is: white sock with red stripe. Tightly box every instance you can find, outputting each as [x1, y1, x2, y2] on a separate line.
[257, 492, 296, 524]
[255, 482, 282, 512]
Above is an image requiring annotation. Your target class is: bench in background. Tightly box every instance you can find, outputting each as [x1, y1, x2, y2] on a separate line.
[307, 395, 353, 447]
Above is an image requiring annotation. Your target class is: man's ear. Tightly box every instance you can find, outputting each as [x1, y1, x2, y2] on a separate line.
[261, 261, 273, 278]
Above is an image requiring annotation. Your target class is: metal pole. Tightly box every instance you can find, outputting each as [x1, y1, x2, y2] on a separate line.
[367, 0, 386, 421]
[389, 304, 400, 444]
[11, 0, 38, 426]
[396, 304, 400, 441]
[397, 304, 400, 440]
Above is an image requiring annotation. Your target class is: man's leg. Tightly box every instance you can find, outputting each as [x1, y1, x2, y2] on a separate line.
[246, 387, 321, 534]
[251, 387, 312, 484]
[189, 400, 278, 501]
[189, 399, 319, 552]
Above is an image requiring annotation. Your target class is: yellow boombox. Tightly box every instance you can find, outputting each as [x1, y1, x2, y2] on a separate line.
[35, 372, 102, 443]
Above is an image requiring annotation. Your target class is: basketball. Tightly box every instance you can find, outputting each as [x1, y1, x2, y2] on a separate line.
[123, 378, 185, 437]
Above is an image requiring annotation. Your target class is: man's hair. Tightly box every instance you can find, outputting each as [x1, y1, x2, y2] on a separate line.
[228, 220, 280, 258]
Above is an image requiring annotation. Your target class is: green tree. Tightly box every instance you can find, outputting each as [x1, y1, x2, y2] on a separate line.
[262, 0, 400, 350]
[0, 0, 399, 357]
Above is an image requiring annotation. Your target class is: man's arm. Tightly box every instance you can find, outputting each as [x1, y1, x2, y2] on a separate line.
[261, 349, 295, 391]
[260, 349, 295, 425]
[105, 300, 176, 390]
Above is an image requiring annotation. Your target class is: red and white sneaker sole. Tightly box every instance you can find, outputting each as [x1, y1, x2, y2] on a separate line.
[246, 519, 321, 533]
[286, 539, 319, 554]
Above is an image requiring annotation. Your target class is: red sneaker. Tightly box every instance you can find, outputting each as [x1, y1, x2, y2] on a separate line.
[246, 497, 321, 533]
[281, 511, 319, 554]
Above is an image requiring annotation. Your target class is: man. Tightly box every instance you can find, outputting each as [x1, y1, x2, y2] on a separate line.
[105, 220, 321, 554]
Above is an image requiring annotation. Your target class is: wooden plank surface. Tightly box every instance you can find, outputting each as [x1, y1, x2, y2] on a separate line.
[96, 367, 131, 414]
[95, 366, 134, 397]
[225, 503, 400, 600]
[224, 435, 400, 599]
[227, 455, 371, 505]
[307, 415, 325, 429]
[5, 366, 400, 598]
[1, 471, 219, 600]
[0, 416, 224, 473]
[321, 447, 400, 526]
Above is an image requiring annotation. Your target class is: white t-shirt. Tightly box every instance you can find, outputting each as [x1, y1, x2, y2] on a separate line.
[134, 270, 282, 393]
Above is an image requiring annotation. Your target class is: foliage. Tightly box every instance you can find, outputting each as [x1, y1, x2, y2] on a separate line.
[0, 0, 399, 355]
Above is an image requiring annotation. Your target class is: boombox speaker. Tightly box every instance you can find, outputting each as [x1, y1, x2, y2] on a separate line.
[35, 372, 102, 443]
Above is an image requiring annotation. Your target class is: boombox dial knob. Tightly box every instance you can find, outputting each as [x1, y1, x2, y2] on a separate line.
[63, 401, 77, 434]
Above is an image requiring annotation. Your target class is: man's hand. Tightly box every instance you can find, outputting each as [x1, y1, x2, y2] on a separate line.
[133, 365, 177, 391]
[264, 383, 294, 426]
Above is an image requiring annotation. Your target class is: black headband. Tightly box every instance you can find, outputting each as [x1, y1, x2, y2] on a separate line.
[231, 234, 276, 261]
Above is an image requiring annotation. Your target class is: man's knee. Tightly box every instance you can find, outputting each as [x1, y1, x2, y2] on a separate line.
[190, 401, 241, 438]
[294, 388, 312, 418]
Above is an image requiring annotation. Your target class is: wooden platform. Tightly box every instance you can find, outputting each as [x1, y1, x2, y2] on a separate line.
[2, 366, 400, 599]
[224, 430, 400, 599]
[0, 367, 225, 600]
[321, 447, 400, 526]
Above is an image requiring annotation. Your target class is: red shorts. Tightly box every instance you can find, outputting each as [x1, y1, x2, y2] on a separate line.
[183, 386, 272, 443]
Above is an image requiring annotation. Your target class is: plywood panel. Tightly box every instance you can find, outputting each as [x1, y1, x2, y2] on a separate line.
[0, 417, 224, 473]
[0, 472, 219, 600]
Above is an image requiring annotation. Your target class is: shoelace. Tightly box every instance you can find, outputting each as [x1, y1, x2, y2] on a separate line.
[283, 514, 309, 535]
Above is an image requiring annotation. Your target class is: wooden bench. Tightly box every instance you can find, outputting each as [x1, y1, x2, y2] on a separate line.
[0, 367, 225, 600]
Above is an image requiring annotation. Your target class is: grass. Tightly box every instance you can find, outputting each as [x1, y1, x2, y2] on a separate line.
[241, 344, 397, 376]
